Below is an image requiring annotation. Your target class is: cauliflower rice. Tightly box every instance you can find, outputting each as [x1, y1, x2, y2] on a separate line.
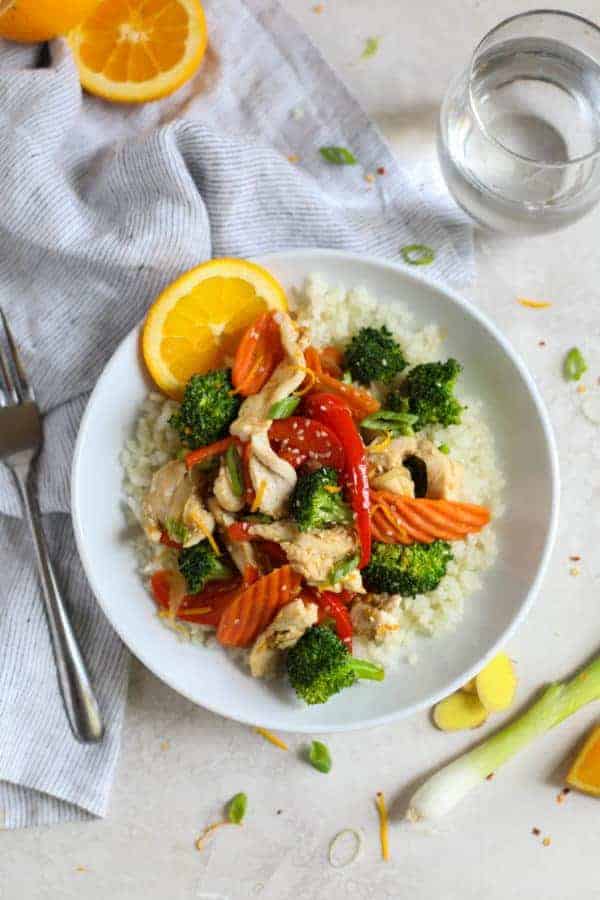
[122, 276, 503, 666]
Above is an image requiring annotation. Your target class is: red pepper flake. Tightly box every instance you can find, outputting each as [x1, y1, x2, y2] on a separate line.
[569, 555, 581, 562]
[532, 827, 541, 836]
[377, 166, 386, 175]
[542, 836, 552, 847]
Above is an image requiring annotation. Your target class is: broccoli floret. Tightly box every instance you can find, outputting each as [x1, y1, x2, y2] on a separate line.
[363, 540, 453, 596]
[344, 326, 407, 385]
[389, 359, 463, 429]
[178, 541, 232, 594]
[287, 626, 384, 705]
[289, 467, 353, 532]
[169, 369, 240, 449]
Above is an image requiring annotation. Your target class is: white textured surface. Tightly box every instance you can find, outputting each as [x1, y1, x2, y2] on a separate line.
[3, 0, 600, 897]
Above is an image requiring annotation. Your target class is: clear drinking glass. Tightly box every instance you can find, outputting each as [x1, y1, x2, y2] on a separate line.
[438, 10, 600, 233]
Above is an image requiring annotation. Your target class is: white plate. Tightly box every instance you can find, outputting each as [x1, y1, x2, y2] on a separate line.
[71, 250, 559, 733]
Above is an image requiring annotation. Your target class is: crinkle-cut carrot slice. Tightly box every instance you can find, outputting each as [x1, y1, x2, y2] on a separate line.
[216, 565, 302, 647]
[232, 312, 284, 396]
[370, 491, 490, 544]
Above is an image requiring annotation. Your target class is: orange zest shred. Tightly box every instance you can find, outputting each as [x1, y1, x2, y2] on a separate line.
[195, 820, 231, 851]
[251, 480, 267, 513]
[368, 431, 393, 453]
[292, 365, 318, 396]
[254, 726, 289, 751]
[324, 485, 341, 494]
[517, 298, 553, 309]
[179, 606, 211, 616]
[195, 519, 221, 556]
[375, 792, 390, 861]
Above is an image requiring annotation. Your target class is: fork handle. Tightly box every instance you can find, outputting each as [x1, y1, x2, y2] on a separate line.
[12, 468, 104, 744]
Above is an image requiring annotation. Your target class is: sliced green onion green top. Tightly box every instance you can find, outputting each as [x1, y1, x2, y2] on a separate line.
[227, 792, 248, 824]
[268, 395, 301, 419]
[225, 443, 244, 498]
[242, 512, 274, 524]
[342, 370, 353, 384]
[309, 740, 332, 773]
[360, 409, 417, 437]
[165, 517, 190, 545]
[438, 443, 450, 455]
[401, 244, 435, 266]
[328, 553, 359, 586]
[319, 146, 357, 166]
[361, 36, 379, 59]
[563, 347, 587, 382]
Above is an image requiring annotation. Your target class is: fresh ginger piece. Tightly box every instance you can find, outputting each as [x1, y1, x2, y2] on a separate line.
[462, 677, 477, 694]
[567, 724, 600, 797]
[475, 652, 517, 712]
[433, 690, 488, 731]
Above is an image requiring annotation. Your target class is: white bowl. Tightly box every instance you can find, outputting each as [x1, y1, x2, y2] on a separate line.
[71, 250, 559, 733]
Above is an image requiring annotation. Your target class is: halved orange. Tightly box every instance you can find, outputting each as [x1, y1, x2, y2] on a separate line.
[142, 258, 288, 399]
[0, 0, 99, 42]
[68, 0, 207, 103]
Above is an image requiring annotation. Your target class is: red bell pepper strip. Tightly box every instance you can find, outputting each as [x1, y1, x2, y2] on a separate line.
[227, 521, 253, 542]
[185, 436, 239, 470]
[303, 392, 371, 568]
[160, 531, 183, 550]
[150, 570, 241, 627]
[305, 587, 354, 651]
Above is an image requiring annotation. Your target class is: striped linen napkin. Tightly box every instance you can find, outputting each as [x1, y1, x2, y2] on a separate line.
[0, 0, 472, 828]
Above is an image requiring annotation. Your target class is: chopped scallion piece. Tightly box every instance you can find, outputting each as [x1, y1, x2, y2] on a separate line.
[360, 409, 417, 437]
[319, 146, 357, 165]
[227, 792, 247, 824]
[225, 443, 244, 498]
[438, 443, 450, 455]
[400, 244, 435, 266]
[342, 370, 353, 384]
[268, 395, 301, 419]
[327, 553, 359, 586]
[308, 740, 332, 773]
[563, 347, 587, 382]
[361, 36, 380, 58]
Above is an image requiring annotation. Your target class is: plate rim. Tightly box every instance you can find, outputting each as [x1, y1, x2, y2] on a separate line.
[71, 248, 560, 733]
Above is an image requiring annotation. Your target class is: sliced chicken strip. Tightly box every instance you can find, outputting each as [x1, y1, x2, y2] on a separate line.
[248, 426, 297, 518]
[371, 466, 415, 497]
[214, 458, 244, 513]
[208, 498, 260, 576]
[251, 522, 357, 586]
[351, 600, 400, 644]
[367, 436, 463, 501]
[249, 599, 319, 678]
[142, 460, 215, 547]
[415, 441, 463, 501]
[231, 312, 308, 441]
[181, 494, 215, 548]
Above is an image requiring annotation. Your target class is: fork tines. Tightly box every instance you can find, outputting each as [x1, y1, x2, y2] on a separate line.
[0, 307, 35, 406]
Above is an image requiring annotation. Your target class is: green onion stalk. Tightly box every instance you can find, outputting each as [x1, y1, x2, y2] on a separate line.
[407, 652, 600, 822]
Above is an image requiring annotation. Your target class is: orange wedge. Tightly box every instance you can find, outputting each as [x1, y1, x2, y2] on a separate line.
[0, 0, 99, 41]
[68, 0, 207, 103]
[567, 724, 600, 797]
[142, 258, 288, 399]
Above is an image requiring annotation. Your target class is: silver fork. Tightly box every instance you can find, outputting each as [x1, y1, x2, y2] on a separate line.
[0, 308, 104, 743]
